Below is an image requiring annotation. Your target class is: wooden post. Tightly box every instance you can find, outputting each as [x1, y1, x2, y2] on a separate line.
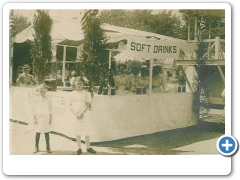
[215, 37, 225, 84]
[194, 16, 198, 40]
[62, 45, 66, 87]
[214, 37, 220, 60]
[108, 50, 111, 69]
[208, 17, 212, 59]
[217, 66, 225, 84]
[188, 11, 191, 41]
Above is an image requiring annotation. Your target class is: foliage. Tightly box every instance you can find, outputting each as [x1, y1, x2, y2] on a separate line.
[180, 10, 225, 40]
[99, 10, 185, 39]
[179, 10, 225, 120]
[45, 62, 58, 79]
[9, 10, 31, 37]
[30, 10, 53, 84]
[192, 36, 211, 121]
[77, 10, 108, 92]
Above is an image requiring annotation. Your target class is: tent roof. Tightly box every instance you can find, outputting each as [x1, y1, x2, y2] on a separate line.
[13, 18, 198, 62]
[13, 18, 187, 46]
[13, 18, 84, 44]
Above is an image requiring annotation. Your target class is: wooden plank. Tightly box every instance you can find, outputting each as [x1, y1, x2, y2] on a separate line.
[175, 59, 225, 66]
[187, 39, 225, 43]
[217, 65, 225, 84]
[209, 97, 225, 105]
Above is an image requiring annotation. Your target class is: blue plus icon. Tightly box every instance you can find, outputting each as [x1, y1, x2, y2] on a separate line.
[217, 135, 238, 156]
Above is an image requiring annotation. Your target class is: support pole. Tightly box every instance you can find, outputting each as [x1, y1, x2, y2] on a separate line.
[208, 17, 212, 59]
[148, 58, 153, 95]
[214, 37, 220, 60]
[194, 16, 198, 40]
[62, 45, 66, 87]
[215, 37, 225, 85]
[188, 11, 191, 41]
[217, 65, 225, 84]
[108, 50, 111, 69]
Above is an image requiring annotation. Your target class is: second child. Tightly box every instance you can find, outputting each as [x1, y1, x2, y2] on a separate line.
[69, 76, 96, 155]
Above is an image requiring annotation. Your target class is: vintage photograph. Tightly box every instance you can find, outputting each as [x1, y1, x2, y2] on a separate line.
[9, 8, 226, 156]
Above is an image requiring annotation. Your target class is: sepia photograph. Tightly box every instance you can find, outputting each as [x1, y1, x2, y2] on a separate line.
[3, 2, 232, 176]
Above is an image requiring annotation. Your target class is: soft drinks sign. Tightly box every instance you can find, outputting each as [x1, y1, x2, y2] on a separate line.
[126, 37, 180, 59]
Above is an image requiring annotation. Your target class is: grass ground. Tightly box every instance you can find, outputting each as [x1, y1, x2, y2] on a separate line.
[91, 116, 224, 155]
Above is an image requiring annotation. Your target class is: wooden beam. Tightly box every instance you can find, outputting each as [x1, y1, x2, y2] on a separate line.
[187, 39, 225, 43]
[217, 65, 225, 85]
[175, 59, 225, 66]
[219, 45, 225, 59]
[202, 42, 215, 58]
[179, 65, 194, 93]
[52, 43, 80, 48]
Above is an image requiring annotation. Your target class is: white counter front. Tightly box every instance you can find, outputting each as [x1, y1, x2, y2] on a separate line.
[10, 87, 197, 142]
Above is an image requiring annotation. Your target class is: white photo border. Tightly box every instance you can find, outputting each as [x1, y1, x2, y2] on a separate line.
[3, 2, 231, 176]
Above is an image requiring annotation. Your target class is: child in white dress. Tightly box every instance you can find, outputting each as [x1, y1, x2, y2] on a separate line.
[69, 76, 96, 155]
[33, 84, 53, 153]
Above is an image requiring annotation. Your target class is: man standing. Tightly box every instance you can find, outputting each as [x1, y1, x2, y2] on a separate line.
[16, 64, 38, 86]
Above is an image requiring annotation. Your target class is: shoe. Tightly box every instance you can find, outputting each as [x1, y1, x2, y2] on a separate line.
[33, 147, 39, 154]
[87, 147, 96, 154]
[77, 149, 82, 155]
[47, 149, 52, 153]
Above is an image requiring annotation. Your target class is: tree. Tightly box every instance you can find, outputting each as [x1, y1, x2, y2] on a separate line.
[30, 10, 53, 84]
[78, 10, 108, 91]
[99, 10, 184, 39]
[192, 29, 213, 121]
[9, 10, 31, 37]
[180, 10, 225, 41]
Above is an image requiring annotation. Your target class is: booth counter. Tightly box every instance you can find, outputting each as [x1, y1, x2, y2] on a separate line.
[10, 87, 197, 142]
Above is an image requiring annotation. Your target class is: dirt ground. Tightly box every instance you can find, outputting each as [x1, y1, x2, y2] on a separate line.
[9, 114, 224, 155]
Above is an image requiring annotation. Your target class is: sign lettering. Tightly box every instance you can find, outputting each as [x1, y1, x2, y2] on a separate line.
[127, 37, 180, 59]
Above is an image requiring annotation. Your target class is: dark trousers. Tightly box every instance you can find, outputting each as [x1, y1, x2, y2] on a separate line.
[35, 132, 51, 150]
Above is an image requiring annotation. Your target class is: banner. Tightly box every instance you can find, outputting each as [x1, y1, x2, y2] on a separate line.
[126, 37, 180, 59]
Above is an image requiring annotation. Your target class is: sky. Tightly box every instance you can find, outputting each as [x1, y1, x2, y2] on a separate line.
[13, 9, 83, 22]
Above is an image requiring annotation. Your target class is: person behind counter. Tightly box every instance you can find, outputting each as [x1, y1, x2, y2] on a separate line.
[129, 66, 140, 93]
[98, 78, 109, 95]
[152, 65, 167, 93]
[69, 76, 96, 155]
[16, 64, 38, 86]
[114, 64, 130, 91]
[70, 70, 77, 89]
[139, 66, 149, 89]
[32, 84, 53, 153]
[16, 66, 23, 78]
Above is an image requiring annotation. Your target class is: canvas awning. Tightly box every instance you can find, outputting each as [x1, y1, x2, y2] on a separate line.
[13, 19, 197, 65]
[13, 18, 84, 45]
[13, 18, 197, 62]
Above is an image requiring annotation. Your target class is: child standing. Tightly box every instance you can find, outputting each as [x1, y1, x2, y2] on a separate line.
[69, 76, 96, 155]
[33, 84, 53, 153]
